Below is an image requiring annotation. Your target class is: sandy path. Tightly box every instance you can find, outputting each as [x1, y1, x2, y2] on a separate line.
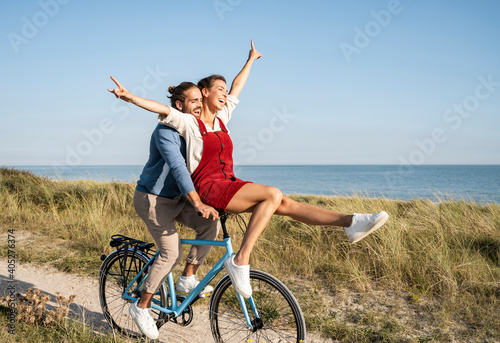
[0, 259, 213, 342]
[1, 259, 327, 342]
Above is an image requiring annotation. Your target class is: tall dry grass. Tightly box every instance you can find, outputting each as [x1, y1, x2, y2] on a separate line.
[1, 167, 499, 341]
[252, 194, 500, 297]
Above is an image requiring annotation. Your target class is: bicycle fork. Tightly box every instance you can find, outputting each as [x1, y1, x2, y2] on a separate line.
[237, 292, 262, 331]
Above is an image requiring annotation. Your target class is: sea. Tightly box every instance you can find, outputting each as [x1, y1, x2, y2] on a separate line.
[8, 165, 500, 204]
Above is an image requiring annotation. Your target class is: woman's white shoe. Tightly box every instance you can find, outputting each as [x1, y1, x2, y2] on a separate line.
[223, 254, 252, 298]
[344, 211, 389, 243]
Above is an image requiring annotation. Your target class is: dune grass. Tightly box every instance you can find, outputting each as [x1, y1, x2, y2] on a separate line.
[1, 167, 499, 342]
[0, 305, 129, 343]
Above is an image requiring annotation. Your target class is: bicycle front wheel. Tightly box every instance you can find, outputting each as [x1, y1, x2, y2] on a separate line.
[210, 270, 306, 343]
[99, 249, 167, 339]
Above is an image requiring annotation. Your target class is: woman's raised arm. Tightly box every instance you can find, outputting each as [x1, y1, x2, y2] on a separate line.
[108, 76, 171, 116]
[229, 40, 262, 98]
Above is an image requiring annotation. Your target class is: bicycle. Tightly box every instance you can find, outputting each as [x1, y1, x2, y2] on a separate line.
[98, 212, 306, 342]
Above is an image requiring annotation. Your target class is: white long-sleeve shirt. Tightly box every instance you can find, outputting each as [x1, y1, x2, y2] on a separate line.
[157, 95, 239, 173]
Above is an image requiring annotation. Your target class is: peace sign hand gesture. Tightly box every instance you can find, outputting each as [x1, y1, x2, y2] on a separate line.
[107, 76, 134, 102]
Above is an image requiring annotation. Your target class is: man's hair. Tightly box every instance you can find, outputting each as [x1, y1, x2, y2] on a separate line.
[167, 82, 198, 110]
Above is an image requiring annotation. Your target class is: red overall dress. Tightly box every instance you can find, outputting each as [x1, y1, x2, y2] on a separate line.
[191, 117, 251, 212]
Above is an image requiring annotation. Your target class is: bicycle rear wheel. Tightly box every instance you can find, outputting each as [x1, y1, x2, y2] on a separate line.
[210, 270, 306, 343]
[99, 249, 167, 339]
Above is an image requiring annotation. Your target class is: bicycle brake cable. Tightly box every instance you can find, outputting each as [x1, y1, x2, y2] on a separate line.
[235, 213, 247, 234]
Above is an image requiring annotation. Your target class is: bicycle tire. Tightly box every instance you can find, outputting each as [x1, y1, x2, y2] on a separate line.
[209, 270, 306, 343]
[99, 249, 167, 339]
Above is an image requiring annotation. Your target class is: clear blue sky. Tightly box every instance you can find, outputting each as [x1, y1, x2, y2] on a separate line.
[1, 0, 499, 166]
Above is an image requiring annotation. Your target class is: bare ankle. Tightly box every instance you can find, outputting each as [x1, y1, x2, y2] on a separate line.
[137, 300, 148, 309]
[182, 263, 199, 277]
[234, 252, 250, 266]
[344, 215, 354, 227]
[138, 292, 153, 308]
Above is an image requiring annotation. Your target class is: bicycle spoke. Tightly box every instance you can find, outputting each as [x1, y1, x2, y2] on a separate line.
[101, 272, 124, 294]
[210, 308, 248, 330]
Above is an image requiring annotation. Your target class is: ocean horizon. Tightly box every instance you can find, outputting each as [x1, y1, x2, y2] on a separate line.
[5, 164, 500, 204]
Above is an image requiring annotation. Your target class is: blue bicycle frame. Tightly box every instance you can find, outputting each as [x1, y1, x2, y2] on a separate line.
[121, 235, 260, 329]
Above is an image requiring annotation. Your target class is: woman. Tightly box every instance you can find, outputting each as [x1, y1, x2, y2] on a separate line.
[108, 41, 389, 299]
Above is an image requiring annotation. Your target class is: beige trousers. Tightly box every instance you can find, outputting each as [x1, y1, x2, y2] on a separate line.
[133, 190, 220, 293]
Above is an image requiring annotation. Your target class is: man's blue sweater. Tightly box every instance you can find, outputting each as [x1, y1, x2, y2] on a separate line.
[136, 124, 195, 198]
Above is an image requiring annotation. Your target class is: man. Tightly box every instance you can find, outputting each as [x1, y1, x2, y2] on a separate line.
[109, 78, 219, 339]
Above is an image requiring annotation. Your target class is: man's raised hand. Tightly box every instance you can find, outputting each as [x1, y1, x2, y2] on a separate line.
[108, 76, 134, 102]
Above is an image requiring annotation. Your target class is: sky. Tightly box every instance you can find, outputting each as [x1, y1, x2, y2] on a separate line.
[1, 0, 499, 167]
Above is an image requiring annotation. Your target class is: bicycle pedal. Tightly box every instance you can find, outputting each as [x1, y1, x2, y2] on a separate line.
[199, 292, 211, 298]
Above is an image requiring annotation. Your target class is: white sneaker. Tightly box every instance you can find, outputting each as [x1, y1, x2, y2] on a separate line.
[223, 254, 252, 299]
[176, 275, 214, 297]
[128, 301, 159, 339]
[344, 211, 389, 244]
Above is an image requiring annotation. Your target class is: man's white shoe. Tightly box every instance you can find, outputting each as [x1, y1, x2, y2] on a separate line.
[128, 301, 159, 339]
[344, 211, 389, 244]
[223, 254, 252, 299]
[176, 275, 214, 297]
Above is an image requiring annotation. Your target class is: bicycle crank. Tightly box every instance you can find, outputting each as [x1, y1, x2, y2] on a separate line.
[169, 295, 194, 326]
